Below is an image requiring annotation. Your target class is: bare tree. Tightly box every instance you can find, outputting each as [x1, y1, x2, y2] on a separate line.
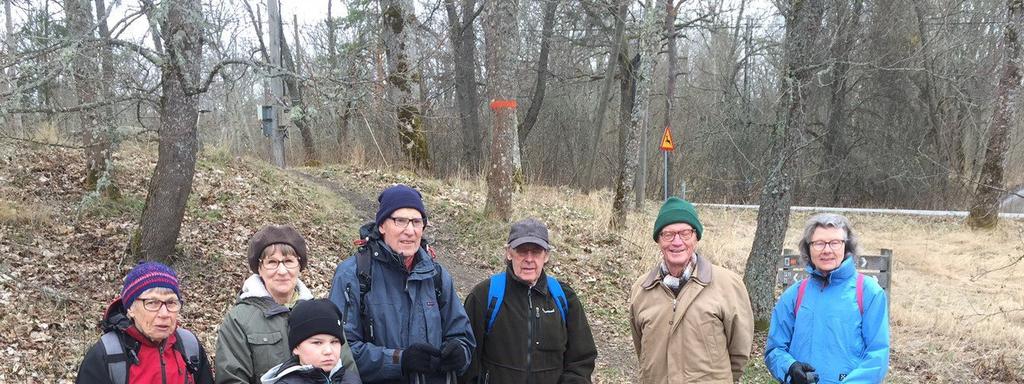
[135, 0, 204, 263]
[582, 0, 628, 190]
[382, 0, 430, 169]
[742, 0, 825, 327]
[483, 0, 521, 221]
[610, 0, 664, 230]
[445, 0, 483, 172]
[64, 0, 114, 194]
[968, 0, 1024, 228]
[517, 0, 560, 149]
[283, 18, 318, 165]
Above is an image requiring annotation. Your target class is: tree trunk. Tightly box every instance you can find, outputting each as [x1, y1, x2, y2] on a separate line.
[93, 0, 119, 197]
[64, 0, 112, 194]
[742, 0, 825, 329]
[517, 0, 560, 148]
[135, 0, 203, 263]
[610, 0, 663, 230]
[3, 0, 21, 133]
[821, 0, 862, 206]
[483, 0, 520, 221]
[582, 0, 627, 189]
[327, 0, 337, 67]
[967, 0, 1023, 228]
[282, 21, 318, 165]
[382, 0, 430, 170]
[444, 0, 483, 173]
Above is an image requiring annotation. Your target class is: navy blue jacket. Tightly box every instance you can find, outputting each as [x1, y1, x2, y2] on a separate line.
[329, 224, 475, 383]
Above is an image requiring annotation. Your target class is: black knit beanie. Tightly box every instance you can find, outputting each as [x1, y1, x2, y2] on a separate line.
[288, 299, 346, 350]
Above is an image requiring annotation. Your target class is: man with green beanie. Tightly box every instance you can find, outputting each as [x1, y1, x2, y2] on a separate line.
[628, 197, 754, 383]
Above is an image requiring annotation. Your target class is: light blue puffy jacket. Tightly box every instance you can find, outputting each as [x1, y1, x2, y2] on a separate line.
[765, 256, 890, 383]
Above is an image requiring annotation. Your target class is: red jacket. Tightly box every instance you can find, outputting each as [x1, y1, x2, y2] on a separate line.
[75, 298, 213, 384]
[124, 325, 195, 383]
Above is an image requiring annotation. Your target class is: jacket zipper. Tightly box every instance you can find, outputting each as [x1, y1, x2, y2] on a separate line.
[526, 288, 535, 384]
[159, 342, 167, 384]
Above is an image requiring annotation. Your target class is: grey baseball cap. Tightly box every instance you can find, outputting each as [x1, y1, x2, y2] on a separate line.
[507, 218, 551, 250]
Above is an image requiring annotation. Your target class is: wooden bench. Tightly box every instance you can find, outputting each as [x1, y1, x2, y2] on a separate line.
[777, 248, 892, 292]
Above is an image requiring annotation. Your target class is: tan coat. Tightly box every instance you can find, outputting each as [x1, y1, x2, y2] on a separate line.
[629, 254, 754, 384]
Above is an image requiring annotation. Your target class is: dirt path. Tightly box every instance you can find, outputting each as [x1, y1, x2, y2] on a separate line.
[290, 170, 635, 382]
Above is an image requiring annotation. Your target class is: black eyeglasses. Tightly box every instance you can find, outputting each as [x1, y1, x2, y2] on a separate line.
[810, 240, 845, 251]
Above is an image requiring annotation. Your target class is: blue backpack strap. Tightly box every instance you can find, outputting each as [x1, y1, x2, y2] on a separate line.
[485, 272, 507, 334]
[100, 331, 127, 384]
[546, 276, 568, 324]
[174, 328, 202, 375]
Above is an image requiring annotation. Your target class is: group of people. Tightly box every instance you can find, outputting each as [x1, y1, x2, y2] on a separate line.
[75, 184, 890, 384]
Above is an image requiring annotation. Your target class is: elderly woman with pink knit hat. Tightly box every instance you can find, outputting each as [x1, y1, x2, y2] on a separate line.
[215, 224, 357, 384]
[76, 261, 214, 384]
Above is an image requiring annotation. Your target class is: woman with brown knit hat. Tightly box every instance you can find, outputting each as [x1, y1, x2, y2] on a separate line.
[215, 225, 355, 384]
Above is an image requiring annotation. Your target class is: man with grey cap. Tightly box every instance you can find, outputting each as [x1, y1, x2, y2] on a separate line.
[459, 218, 597, 384]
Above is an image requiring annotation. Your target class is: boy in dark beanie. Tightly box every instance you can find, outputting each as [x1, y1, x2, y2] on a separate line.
[260, 299, 361, 384]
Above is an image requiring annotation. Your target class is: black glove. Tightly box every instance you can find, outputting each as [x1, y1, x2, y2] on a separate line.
[400, 343, 441, 375]
[438, 340, 468, 372]
[788, 362, 817, 384]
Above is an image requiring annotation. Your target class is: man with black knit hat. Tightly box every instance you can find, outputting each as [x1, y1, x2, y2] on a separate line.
[628, 197, 754, 384]
[260, 299, 362, 383]
[328, 184, 475, 384]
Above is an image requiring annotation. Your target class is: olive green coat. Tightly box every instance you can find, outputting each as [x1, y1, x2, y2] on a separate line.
[215, 275, 316, 384]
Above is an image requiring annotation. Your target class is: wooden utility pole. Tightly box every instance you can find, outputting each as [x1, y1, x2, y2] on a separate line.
[268, 0, 286, 168]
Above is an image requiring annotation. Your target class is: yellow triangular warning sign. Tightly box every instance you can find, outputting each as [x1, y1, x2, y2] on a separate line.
[660, 127, 675, 151]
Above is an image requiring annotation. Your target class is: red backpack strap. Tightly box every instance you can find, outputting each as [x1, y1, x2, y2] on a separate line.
[794, 278, 810, 317]
[856, 273, 865, 315]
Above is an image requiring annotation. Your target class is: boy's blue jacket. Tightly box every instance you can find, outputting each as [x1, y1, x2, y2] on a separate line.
[328, 224, 475, 383]
[765, 256, 890, 383]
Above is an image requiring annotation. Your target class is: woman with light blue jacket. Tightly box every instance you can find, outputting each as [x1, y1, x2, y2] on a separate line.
[765, 213, 890, 384]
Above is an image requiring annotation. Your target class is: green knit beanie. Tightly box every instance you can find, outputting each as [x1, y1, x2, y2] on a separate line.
[652, 197, 703, 241]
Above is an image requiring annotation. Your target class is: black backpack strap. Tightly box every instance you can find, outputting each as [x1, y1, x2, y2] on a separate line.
[174, 328, 202, 376]
[100, 331, 127, 384]
[433, 262, 446, 310]
[356, 246, 375, 342]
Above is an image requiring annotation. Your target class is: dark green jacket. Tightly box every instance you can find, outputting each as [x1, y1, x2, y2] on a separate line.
[215, 274, 315, 384]
[460, 266, 597, 384]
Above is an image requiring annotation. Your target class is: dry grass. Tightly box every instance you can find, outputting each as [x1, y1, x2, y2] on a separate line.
[0, 199, 53, 227]
[3, 135, 1021, 383]
[480, 184, 1024, 383]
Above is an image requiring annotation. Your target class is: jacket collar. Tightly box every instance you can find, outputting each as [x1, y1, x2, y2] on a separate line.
[125, 324, 177, 348]
[806, 254, 856, 284]
[641, 253, 713, 289]
[504, 262, 549, 294]
[259, 355, 348, 383]
[237, 274, 314, 316]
